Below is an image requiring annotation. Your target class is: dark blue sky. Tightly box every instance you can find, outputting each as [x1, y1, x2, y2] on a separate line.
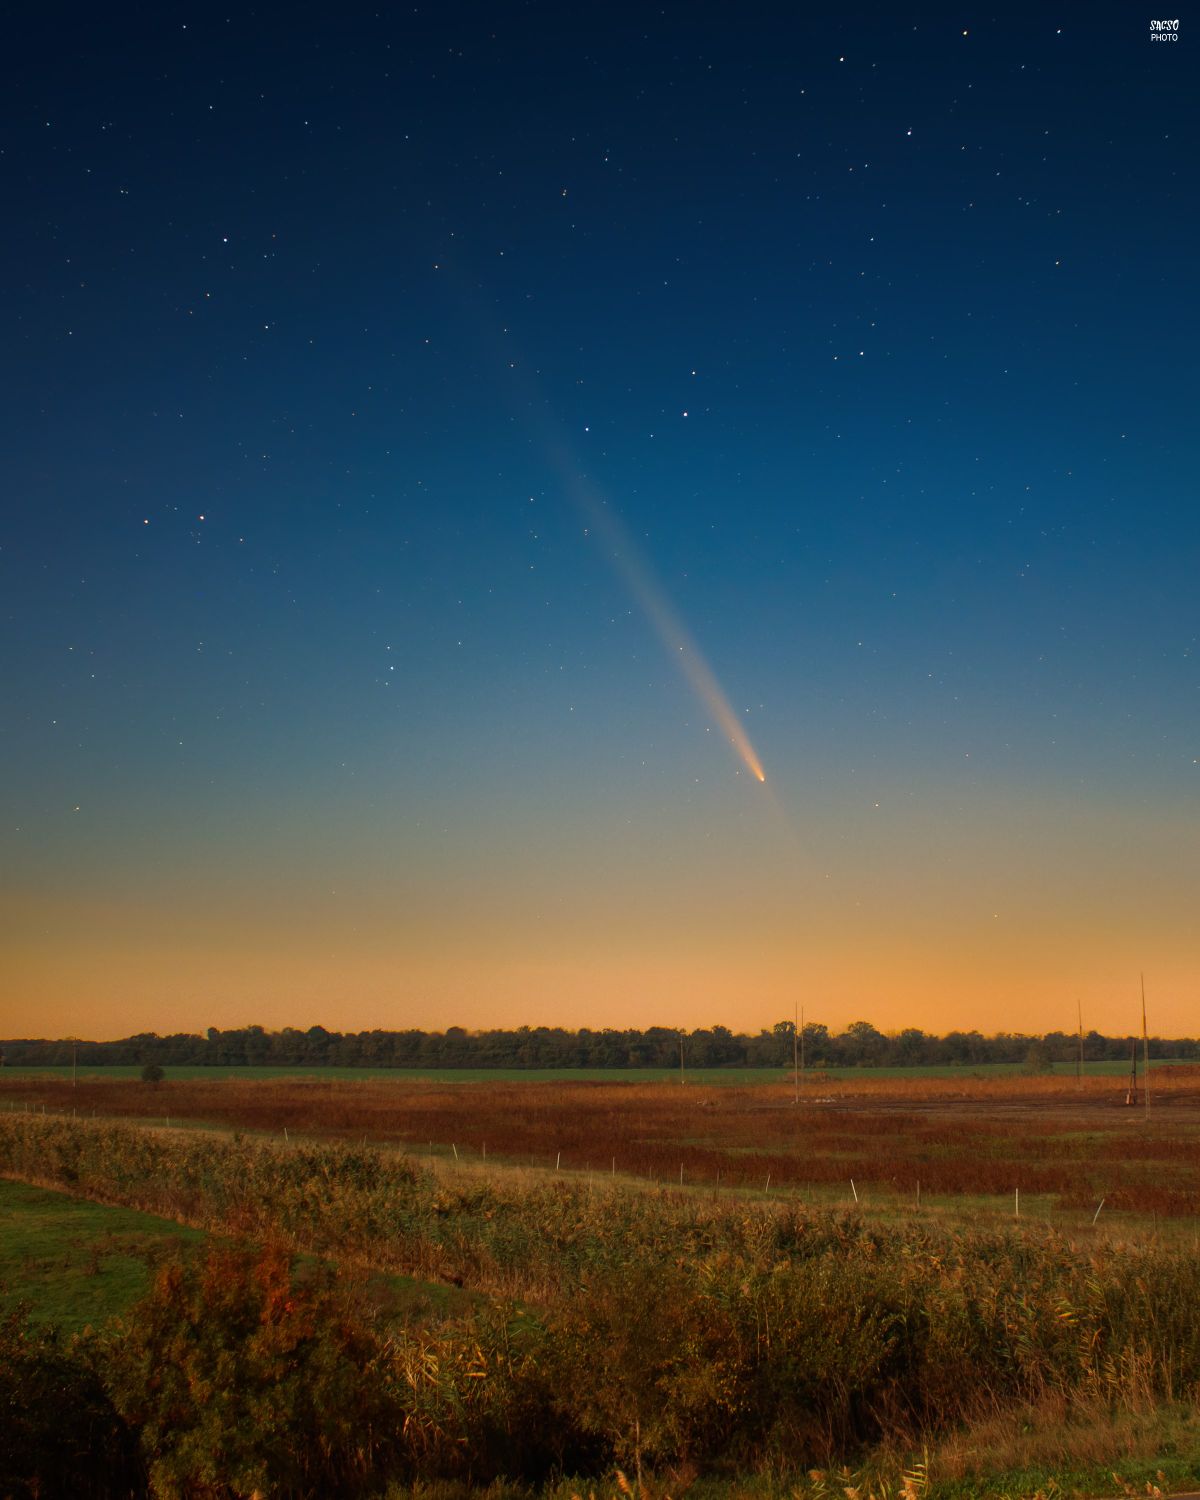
[3, 4, 1196, 1037]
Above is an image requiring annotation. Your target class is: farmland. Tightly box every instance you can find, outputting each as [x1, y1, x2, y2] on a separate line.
[4, 1065, 1200, 1222]
[4, 1071, 1200, 1497]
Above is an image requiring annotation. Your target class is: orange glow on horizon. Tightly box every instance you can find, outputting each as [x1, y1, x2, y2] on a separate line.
[5, 768, 1194, 1044]
[6, 867, 1197, 1042]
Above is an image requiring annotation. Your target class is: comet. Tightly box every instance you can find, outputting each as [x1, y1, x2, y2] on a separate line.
[553, 454, 767, 783]
[459, 289, 766, 781]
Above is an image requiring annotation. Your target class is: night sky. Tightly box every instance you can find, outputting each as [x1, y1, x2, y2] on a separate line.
[4, 5, 1196, 1040]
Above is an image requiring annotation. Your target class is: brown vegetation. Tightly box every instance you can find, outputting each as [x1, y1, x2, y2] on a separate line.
[4, 1110, 1200, 1497]
[5, 1067, 1200, 1217]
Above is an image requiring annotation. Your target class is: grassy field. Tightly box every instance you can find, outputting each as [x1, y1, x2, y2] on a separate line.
[4, 1068, 1200, 1498]
[6, 1066, 1199, 1222]
[4, 1109, 1200, 1498]
[2, 1058, 1193, 1082]
[0, 1173, 476, 1341]
[4, 1070, 1199, 1493]
[0, 1177, 205, 1332]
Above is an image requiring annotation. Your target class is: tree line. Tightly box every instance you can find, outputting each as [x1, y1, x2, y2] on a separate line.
[2, 1019, 1196, 1071]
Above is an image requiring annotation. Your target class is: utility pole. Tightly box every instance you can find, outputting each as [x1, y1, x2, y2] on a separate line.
[1076, 999, 1083, 1087]
[792, 1001, 800, 1104]
[679, 1031, 685, 1087]
[1142, 973, 1150, 1119]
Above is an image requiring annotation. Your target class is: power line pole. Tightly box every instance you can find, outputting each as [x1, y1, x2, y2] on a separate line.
[1141, 972, 1150, 1120]
[793, 1000, 800, 1104]
[679, 1030, 685, 1087]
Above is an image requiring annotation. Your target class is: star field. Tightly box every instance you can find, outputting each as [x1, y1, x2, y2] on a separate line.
[1, 3, 1196, 1038]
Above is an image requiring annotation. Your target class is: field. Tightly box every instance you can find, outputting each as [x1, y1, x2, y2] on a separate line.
[4, 1058, 1193, 1083]
[4, 1071, 1200, 1497]
[0, 1175, 474, 1340]
[0, 1178, 205, 1333]
[5, 1065, 1200, 1223]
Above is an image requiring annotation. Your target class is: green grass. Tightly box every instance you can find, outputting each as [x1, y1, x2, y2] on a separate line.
[0, 1177, 205, 1333]
[0, 1177, 476, 1335]
[2, 1058, 1192, 1083]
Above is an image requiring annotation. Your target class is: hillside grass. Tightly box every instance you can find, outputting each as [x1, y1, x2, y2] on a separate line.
[0, 1178, 205, 1332]
[0, 1175, 476, 1339]
[5, 1116, 1200, 1496]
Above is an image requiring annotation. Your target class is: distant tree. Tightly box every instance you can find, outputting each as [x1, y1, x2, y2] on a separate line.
[841, 1020, 887, 1066]
[895, 1027, 929, 1065]
[140, 1063, 164, 1084]
[1022, 1040, 1055, 1075]
[305, 1024, 332, 1065]
[1042, 1030, 1072, 1064]
[2, 1019, 1199, 1073]
[801, 1022, 831, 1065]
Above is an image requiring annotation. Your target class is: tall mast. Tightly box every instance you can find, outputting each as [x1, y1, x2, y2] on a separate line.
[792, 1000, 800, 1105]
[1141, 973, 1150, 1119]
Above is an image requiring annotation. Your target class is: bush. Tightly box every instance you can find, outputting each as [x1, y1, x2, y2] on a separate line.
[105, 1244, 575, 1496]
[140, 1063, 164, 1084]
[0, 1309, 144, 1498]
[8, 1115, 1200, 1488]
[106, 1245, 402, 1499]
[1022, 1041, 1055, 1075]
[547, 1259, 750, 1476]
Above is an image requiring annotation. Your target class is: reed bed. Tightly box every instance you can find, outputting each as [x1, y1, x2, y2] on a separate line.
[5, 1068, 1200, 1216]
[4, 1111, 1200, 1496]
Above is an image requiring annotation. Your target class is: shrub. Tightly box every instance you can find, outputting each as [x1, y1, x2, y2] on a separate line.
[105, 1244, 577, 1495]
[106, 1245, 402, 1499]
[0, 1309, 144, 1498]
[547, 1259, 751, 1476]
[388, 1304, 585, 1483]
[8, 1114, 1200, 1488]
